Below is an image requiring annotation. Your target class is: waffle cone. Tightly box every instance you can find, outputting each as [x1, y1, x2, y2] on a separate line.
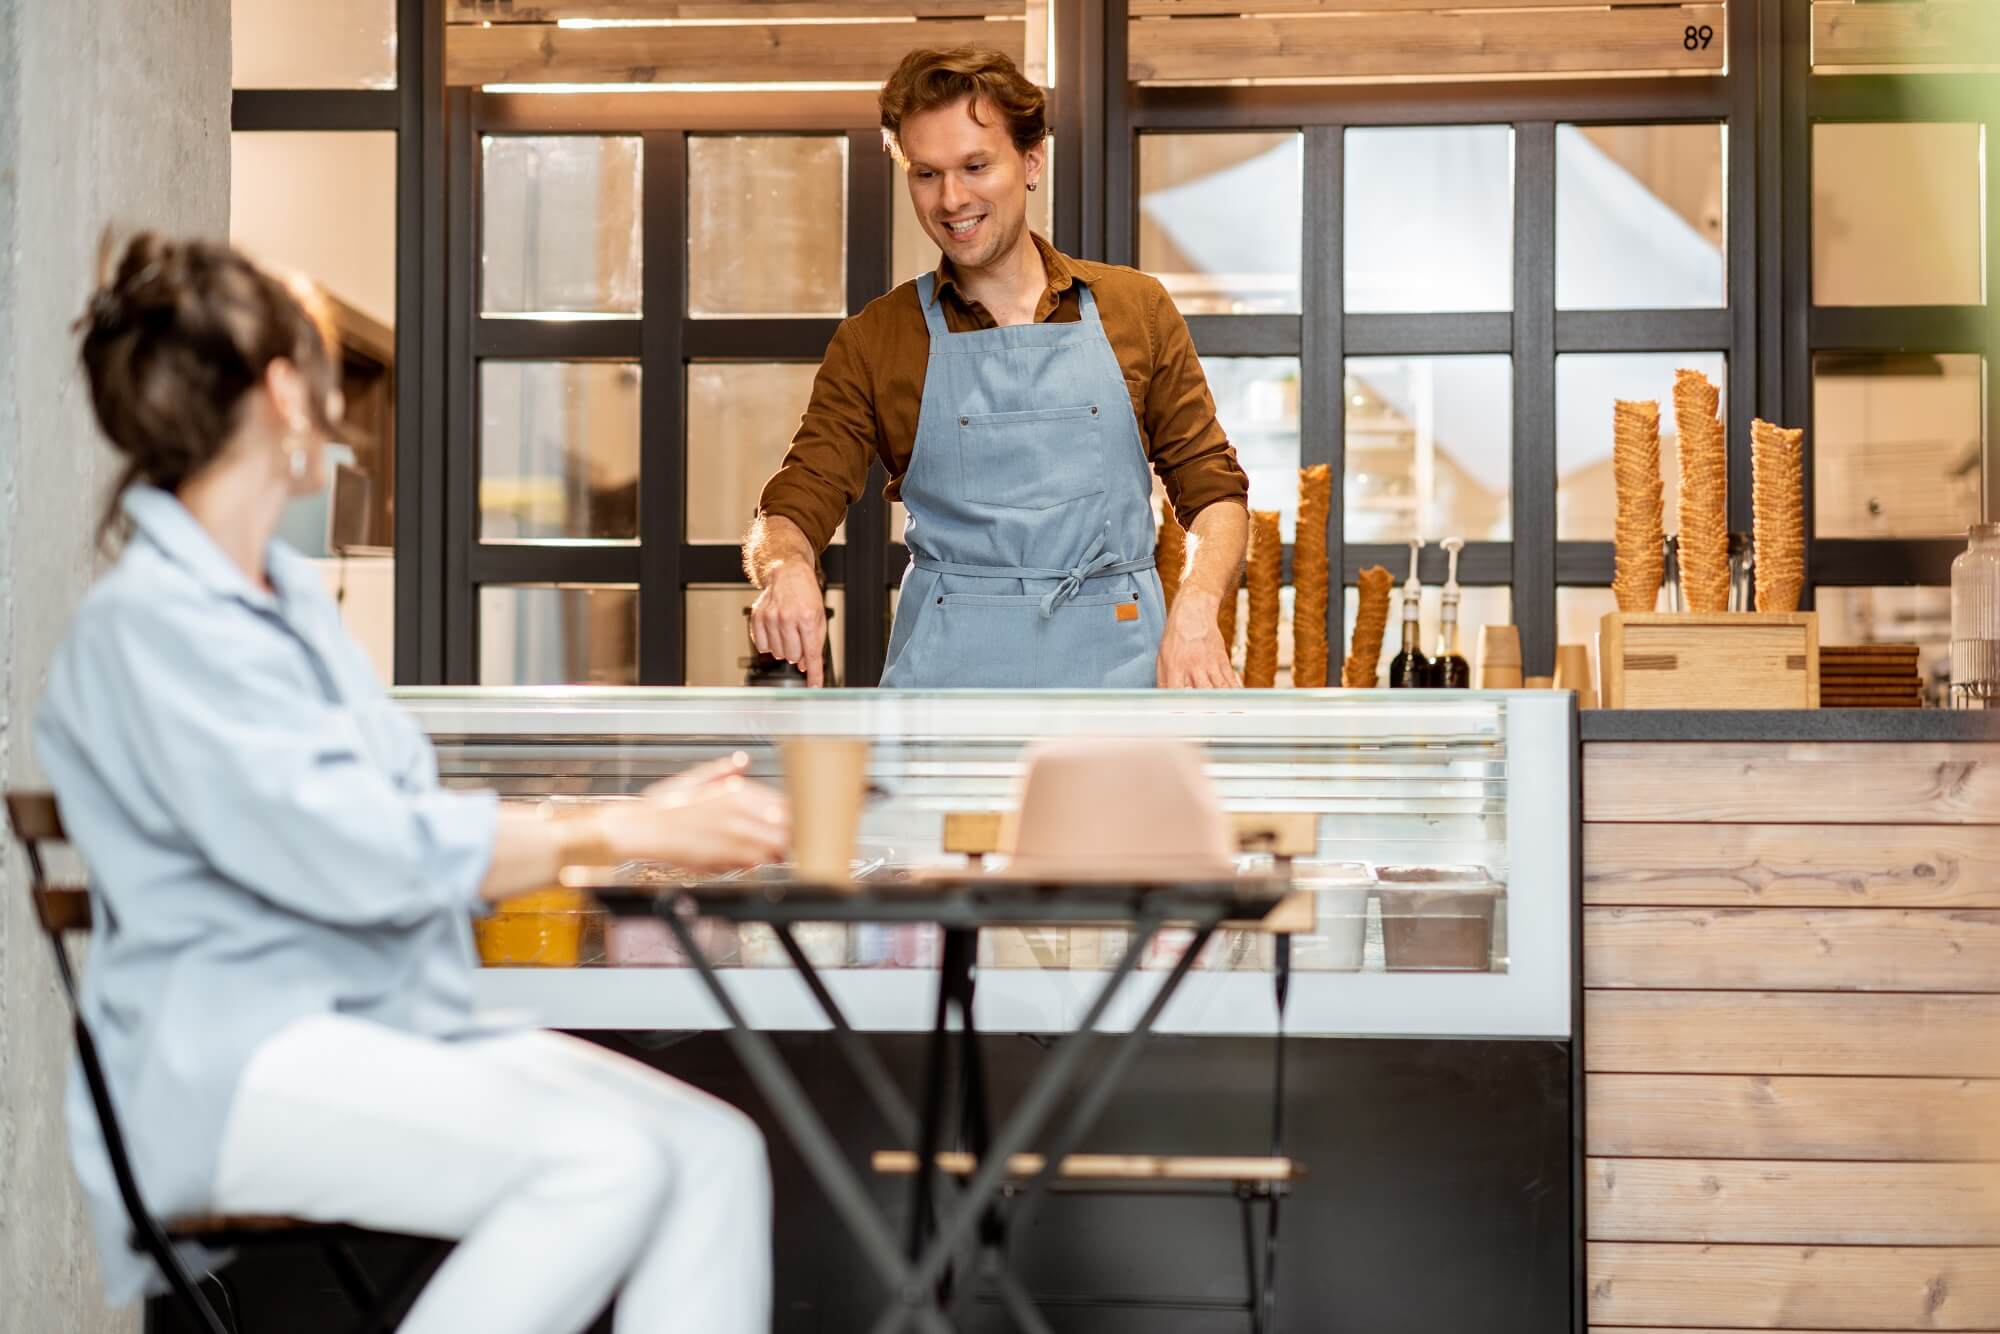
[1344, 565, 1393, 687]
[1244, 510, 1282, 688]
[1293, 465, 1331, 688]
[1612, 399, 1667, 613]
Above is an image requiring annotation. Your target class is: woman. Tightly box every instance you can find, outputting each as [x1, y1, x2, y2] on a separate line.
[34, 234, 786, 1333]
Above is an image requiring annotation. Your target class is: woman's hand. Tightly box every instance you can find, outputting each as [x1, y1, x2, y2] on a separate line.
[602, 773, 789, 873]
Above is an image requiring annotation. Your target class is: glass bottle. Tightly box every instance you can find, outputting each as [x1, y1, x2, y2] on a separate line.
[1426, 537, 1471, 688]
[1950, 523, 2000, 709]
[1388, 537, 1431, 688]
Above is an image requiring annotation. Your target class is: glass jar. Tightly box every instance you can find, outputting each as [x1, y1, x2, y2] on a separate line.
[1950, 523, 2000, 708]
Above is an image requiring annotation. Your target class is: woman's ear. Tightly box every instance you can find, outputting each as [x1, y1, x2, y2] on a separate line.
[263, 358, 310, 433]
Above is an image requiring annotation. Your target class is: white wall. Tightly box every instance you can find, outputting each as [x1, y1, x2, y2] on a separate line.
[0, 2, 230, 1328]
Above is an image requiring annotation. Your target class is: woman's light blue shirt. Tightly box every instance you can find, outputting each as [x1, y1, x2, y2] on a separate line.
[34, 486, 500, 1303]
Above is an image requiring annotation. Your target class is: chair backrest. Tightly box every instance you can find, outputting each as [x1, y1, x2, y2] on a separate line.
[4, 789, 230, 1334]
[5, 791, 92, 963]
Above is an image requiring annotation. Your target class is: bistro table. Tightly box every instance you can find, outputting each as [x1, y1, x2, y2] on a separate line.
[591, 873, 1288, 1334]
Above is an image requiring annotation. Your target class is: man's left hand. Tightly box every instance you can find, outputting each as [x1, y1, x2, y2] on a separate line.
[1156, 589, 1241, 689]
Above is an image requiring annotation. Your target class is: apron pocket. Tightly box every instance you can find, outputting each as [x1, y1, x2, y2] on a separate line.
[911, 590, 1155, 688]
[956, 404, 1105, 511]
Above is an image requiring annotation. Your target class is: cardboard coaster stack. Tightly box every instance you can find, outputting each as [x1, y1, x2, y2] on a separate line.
[1673, 369, 1729, 613]
[1244, 510, 1282, 688]
[1820, 644, 1923, 708]
[1751, 419, 1805, 613]
[1612, 399, 1665, 612]
[1293, 465, 1331, 687]
[1343, 565, 1393, 687]
[1156, 499, 1186, 610]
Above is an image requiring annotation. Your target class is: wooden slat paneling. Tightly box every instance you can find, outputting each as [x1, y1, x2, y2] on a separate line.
[1584, 822, 2000, 908]
[1586, 990, 2000, 1077]
[450, 1, 1022, 18]
[447, 17, 1022, 84]
[1588, 1243, 2000, 1329]
[1587, 1074, 2000, 1161]
[1127, 8, 1725, 82]
[1584, 743, 2000, 826]
[1588, 1158, 2000, 1244]
[1585, 907, 2000, 992]
[1813, 0, 2000, 70]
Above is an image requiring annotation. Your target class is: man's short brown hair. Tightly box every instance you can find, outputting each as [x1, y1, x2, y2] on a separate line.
[879, 47, 1046, 159]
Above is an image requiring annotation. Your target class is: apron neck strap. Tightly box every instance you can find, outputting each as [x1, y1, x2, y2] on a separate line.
[916, 272, 950, 339]
[1074, 278, 1100, 322]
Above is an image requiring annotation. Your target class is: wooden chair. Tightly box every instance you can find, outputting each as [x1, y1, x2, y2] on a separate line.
[5, 791, 442, 1334]
[885, 809, 1316, 1331]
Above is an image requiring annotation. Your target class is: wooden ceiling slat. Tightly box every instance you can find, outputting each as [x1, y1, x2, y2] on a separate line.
[1129, 7, 1726, 82]
[449, 1, 1024, 21]
[1812, 0, 1998, 70]
[448, 16, 1024, 84]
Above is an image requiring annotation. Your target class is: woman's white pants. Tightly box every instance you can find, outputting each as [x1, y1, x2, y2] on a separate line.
[211, 1014, 772, 1334]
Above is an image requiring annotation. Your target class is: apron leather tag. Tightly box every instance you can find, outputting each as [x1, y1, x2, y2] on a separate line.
[1116, 602, 1140, 623]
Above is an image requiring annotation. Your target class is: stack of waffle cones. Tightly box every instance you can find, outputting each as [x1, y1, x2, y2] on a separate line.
[1612, 399, 1665, 613]
[1674, 369, 1729, 613]
[1245, 510, 1282, 688]
[1156, 499, 1186, 610]
[1343, 566, 1393, 687]
[1752, 419, 1804, 613]
[1293, 465, 1331, 687]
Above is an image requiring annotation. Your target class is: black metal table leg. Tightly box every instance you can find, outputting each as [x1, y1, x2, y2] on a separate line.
[776, 923, 918, 1140]
[660, 909, 958, 1334]
[862, 919, 1175, 1334]
[1004, 913, 1219, 1237]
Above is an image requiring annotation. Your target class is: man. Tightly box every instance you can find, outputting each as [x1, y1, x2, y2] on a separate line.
[744, 46, 1248, 688]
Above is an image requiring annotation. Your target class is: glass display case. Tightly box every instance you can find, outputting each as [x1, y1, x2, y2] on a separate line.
[405, 689, 1576, 1040]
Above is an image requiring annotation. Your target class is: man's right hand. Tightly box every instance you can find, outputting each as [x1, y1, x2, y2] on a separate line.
[749, 560, 828, 687]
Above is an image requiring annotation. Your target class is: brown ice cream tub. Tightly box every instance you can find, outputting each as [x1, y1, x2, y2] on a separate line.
[1375, 865, 1500, 972]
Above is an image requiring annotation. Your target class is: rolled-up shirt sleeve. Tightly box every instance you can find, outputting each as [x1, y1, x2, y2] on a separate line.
[67, 597, 498, 930]
[756, 320, 880, 555]
[1142, 283, 1251, 529]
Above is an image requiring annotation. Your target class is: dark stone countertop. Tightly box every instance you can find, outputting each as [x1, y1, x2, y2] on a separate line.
[1579, 709, 2000, 743]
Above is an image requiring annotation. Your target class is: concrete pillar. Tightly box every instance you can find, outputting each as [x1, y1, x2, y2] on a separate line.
[0, 1, 229, 1328]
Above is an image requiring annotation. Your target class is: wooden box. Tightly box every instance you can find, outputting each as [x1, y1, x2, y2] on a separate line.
[1598, 612, 1820, 710]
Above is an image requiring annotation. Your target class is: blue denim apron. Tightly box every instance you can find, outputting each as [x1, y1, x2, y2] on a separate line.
[880, 273, 1164, 688]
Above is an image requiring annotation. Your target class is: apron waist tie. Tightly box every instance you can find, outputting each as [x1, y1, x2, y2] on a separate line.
[912, 552, 1157, 618]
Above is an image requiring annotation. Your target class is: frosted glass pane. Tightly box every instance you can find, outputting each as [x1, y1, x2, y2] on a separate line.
[1345, 356, 1512, 542]
[233, 0, 394, 90]
[1140, 133, 1301, 315]
[231, 132, 397, 329]
[1557, 124, 1725, 310]
[1814, 352, 1983, 538]
[1199, 358, 1302, 539]
[1555, 352, 1727, 542]
[689, 136, 847, 318]
[686, 363, 834, 544]
[1346, 126, 1513, 313]
[479, 585, 637, 686]
[480, 363, 640, 543]
[483, 137, 643, 317]
[1814, 123, 1985, 306]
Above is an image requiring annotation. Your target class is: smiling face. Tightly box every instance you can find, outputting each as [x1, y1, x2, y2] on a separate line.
[898, 94, 1044, 277]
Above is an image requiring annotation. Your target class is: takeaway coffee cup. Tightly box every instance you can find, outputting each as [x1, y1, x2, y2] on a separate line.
[782, 738, 869, 884]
